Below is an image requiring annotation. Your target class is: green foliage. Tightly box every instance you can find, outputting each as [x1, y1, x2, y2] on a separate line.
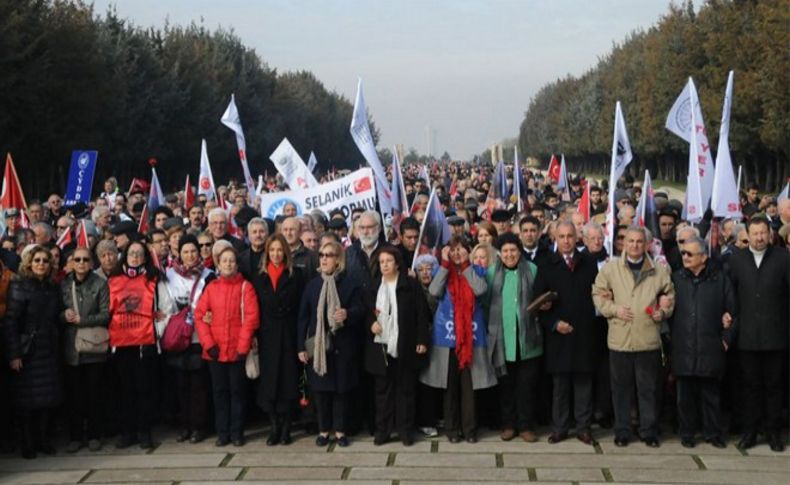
[0, 0, 368, 196]
[518, 0, 789, 191]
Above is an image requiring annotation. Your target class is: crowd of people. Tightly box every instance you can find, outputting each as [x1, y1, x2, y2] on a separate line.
[0, 161, 788, 460]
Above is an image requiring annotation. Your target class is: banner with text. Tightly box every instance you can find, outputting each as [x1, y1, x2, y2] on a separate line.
[259, 168, 376, 224]
[64, 150, 98, 206]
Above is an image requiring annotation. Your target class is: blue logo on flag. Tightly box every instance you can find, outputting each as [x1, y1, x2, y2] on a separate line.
[64, 150, 98, 206]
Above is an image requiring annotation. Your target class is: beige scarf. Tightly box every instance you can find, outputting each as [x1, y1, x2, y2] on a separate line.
[313, 272, 343, 376]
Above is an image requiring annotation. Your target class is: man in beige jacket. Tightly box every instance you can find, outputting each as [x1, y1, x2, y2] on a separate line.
[593, 226, 674, 448]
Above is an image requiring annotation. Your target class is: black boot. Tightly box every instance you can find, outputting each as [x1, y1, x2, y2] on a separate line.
[266, 413, 281, 446]
[279, 414, 292, 445]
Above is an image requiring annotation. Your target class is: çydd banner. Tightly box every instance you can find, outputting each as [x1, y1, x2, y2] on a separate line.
[64, 150, 98, 206]
[259, 168, 377, 225]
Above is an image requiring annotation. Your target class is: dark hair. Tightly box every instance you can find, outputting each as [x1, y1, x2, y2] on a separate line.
[377, 245, 403, 271]
[319, 231, 341, 243]
[110, 240, 160, 281]
[590, 186, 602, 194]
[178, 234, 199, 254]
[400, 217, 420, 233]
[747, 183, 759, 192]
[519, 215, 541, 230]
[147, 228, 166, 240]
[746, 216, 771, 232]
[447, 235, 470, 252]
[496, 232, 522, 251]
[152, 206, 174, 219]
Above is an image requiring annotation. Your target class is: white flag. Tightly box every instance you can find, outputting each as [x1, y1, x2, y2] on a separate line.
[220, 94, 255, 197]
[666, 78, 715, 210]
[605, 101, 634, 255]
[513, 146, 523, 212]
[307, 151, 318, 173]
[198, 139, 217, 201]
[686, 84, 705, 223]
[778, 182, 789, 203]
[711, 71, 741, 219]
[350, 78, 392, 215]
[418, 165, 431, 188]
[269, 138, 319, 190]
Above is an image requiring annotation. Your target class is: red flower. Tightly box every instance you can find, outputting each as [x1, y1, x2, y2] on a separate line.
[645, 306, 654, 315]
[299, 397, 310, 408]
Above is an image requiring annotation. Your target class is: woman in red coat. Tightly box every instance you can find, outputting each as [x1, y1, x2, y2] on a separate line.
[195, 241, 259, 447]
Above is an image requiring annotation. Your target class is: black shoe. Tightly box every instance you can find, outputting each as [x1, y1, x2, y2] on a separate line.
[614, 436, 629, 447]
[37, 443, 55, 455]
[401, 433, 414, 447]
[706, 437, 726, 449]
[266, 433, 280, 446]
[466, 433, 478, 444]
[315, 434, 330, 447]
[189, 431, 205, 444]
[115, 435, 136, 449]
[596, 416, 613, 429]
[373, 434, 389, 446]
[448, 432, 462, 444]
[139, 438, 154, 450]
[176, 430, 191, 442]
[232, 437, 245, 447]
[768, 434, 785, 452]
[215, 436, 230, 447]
[681, 437, 696, 448]
[21, 448, 36, 459]
[279, 419, 292, 446]
[643, 436, 660, 448]
[335, 435, 350, 447]
[737, 433, 757, 450]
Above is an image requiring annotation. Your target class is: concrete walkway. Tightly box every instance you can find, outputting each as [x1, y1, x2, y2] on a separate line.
[0, 426, 787, 484]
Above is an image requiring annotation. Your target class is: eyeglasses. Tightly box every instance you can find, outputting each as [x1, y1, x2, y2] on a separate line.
[319, 252, 337, 259]
[680, 250, 701, 257]
[73, 257, 91, 263]
[677, 239, 686, 245]
[32, 258, 50, 264]
[199, 243, 212, 248]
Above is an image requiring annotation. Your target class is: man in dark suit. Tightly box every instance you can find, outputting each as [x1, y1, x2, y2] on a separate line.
[519, 216, 550, 267]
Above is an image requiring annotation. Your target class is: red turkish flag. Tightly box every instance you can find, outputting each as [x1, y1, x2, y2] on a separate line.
[547, 154, 561, 183]
[184, 175, 195, 210]
[577, 181, 591, 223]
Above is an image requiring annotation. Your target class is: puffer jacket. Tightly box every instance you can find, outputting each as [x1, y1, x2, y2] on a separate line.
[2, 277, 64, 409]
[194, 272, 259, 362]
[60, 272, 110, 366]
[592, 255, 675, 352]
[669, 264, 736, 378]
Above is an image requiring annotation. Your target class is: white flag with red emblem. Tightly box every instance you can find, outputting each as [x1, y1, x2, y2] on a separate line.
[269, 138, 318, 190]
[711, 71, 741, 219]
[604, 101, 634, 255]
[221, 94, 255, 198]
[197, 139, 217, 202]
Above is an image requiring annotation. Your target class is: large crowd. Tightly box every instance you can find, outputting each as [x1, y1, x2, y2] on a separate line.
[0, 161, 788, 460]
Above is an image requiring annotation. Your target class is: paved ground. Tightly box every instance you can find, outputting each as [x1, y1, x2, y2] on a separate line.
[0, 425, 787, 485]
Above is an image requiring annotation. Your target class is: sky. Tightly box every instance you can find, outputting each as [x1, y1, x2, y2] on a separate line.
[91, 0, 674, 160]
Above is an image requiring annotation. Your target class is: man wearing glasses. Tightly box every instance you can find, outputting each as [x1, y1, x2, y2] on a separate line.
[668, 236, 735, 449]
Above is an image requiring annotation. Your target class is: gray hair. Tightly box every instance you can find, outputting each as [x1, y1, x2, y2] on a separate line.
[207, 207, 227, 222]
[733, 223, 747, 239]
[360, 210, 381, 228]
[682, 235, 708, 256]
[95, 239, 117, 257]
[31, 222, 53, 239]
[555, 219, 576, 236]
[246, 217, 268, 233]
[91, 205, 109, 223]
[676, 225, 700, 240]
[581, 221, 604, 239]
[625, 225, 649, 241]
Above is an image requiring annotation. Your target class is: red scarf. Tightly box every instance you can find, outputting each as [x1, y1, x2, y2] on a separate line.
[445, 260, 475, 370]
[267, 262, 285, 292]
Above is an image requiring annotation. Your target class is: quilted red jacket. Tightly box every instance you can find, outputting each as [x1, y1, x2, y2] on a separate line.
[194, 272, 260, 362]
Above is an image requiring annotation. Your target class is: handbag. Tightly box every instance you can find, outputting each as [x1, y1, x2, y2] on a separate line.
[161, 278, 200, 353]
[72, 281, 110, 354]
[304, 332, 333, 361]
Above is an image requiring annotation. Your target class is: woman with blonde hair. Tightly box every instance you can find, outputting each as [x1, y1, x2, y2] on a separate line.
[470, 243, 497, 269]
[251, 234, 304, 445]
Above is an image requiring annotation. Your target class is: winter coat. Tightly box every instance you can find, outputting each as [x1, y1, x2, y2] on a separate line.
[726, 246, 789, 351]
[2, 277, 64, 409]
[420, 264, 497, 390]
[0, 262, 13, 318]
[592, 255, 675, 352]
[364, 273, 431, 377]
[251, 267, 304, 408]
[291, 244, 319, 281]
[194, 272, 260, 362]
[669, 264, 736, 378]
[534, 251, 601, 373]
[60, 272, 110, 366]
[164, 266, 214, 370]
[297, 271, 368, 393]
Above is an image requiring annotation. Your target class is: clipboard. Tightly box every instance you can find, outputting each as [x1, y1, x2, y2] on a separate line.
[527, 291, 558, 312]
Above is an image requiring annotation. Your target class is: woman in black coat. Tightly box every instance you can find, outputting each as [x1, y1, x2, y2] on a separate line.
[364, 246, 430, 446]
[297, 240, 367, 448]
[2, 245, 63, 459]
[251, 234, 303, 446]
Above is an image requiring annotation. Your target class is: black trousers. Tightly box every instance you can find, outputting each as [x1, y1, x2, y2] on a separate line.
[177, 367, 209, 433]
[208, 361, 247, 440]
[416, 382, 440, 428]
[594, 350, 613, 420]
[676, 376, 722, 440]
[374, 356, 416, 437]
[65, 363, 104, 441]
[17, 408, 51, 451]
[552, 372, 594, 434]
[114, 347, 158, 438]
[499, 358, 540, 431]
[610, 350, 661, 439]
[739, 350, 787, 434]
[444, 350, 475, 436]
[314, 391, 349, 433]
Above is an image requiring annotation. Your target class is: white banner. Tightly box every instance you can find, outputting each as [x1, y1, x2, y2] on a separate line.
[711, 71, 741, 219]
[605, 101, 634, 255]
[259, 168, 377, 225]
[307, 151, 318, 174]
[269, 138, 319, 190]
[350, 78, 392, 215]
[220, 94, 255, 197]
[686, 83, 705, 222]
[198, 139, 217, 201]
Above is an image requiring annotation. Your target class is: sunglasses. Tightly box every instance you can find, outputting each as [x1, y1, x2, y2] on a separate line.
[32, 258, 50, 264]
[199, 243, 212, 248]
[680, 250, 700, 257]
[319, 252, 337, 259]
[677, 239, 686, 244]
[73, 257, 91, 263]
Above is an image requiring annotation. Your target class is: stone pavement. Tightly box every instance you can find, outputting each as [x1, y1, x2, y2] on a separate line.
[0, 426, 787, 485]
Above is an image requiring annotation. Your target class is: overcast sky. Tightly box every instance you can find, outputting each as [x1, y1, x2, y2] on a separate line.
[92, 0, 673, 160]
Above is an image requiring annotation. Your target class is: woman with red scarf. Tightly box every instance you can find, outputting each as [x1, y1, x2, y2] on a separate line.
[419, 236, 497, 443]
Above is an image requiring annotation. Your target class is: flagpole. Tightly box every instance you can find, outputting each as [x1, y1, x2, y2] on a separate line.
[412, 188, 437, 271]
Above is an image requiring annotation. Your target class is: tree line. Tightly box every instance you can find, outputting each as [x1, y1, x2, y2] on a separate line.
[518, 0, 789, 192]
[0, 0, 376, 198]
